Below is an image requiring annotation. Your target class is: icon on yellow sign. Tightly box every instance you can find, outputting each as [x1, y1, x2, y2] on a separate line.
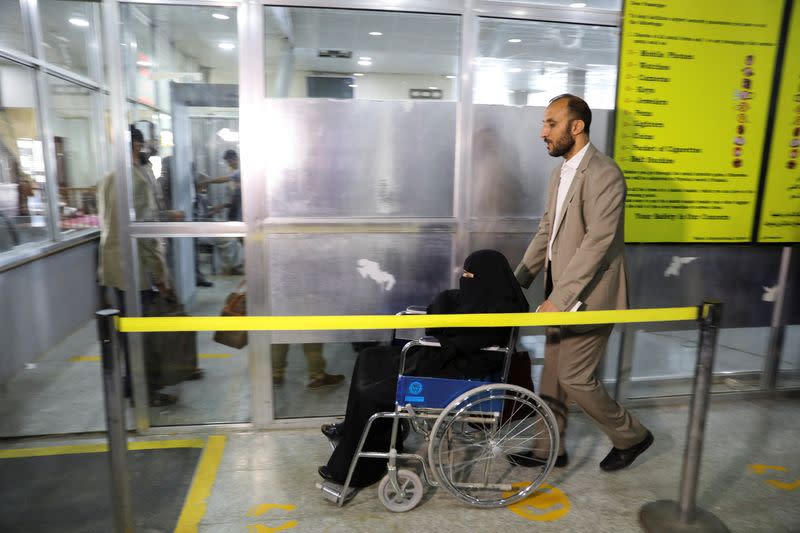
[504, 483, 571, 522]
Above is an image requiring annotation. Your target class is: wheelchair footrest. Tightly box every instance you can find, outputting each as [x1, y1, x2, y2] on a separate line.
[317, 481, 358, 505]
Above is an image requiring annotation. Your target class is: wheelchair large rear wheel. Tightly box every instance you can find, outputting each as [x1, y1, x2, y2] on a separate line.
[428, 383, 559, 508]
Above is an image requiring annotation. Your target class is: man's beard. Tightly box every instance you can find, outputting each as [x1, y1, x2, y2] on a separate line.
[548, 129, 575, 158]
[138, 152, 150, 165]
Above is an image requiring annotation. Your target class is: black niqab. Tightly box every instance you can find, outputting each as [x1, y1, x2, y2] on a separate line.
[420, 249, 528, 377]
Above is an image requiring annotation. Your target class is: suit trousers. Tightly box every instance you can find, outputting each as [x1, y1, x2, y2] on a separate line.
[271, 343, 326, 379]
[536, 323, 648, 455]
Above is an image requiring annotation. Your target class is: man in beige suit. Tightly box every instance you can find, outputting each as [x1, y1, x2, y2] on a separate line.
[508, 94, 653, 472]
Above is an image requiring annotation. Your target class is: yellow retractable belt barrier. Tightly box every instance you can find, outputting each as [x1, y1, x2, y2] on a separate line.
[118, 306, 699, 333]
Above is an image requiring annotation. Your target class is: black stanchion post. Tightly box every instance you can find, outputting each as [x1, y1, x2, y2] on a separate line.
[639, 300, 729, 533]
[96, 309, 134, 533]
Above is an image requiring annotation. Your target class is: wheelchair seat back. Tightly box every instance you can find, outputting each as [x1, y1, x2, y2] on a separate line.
[396, 375, 501, 410]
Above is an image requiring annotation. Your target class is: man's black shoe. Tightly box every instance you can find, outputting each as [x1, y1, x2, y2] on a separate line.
[507, 451, 568, 468]
[600, 430, 654, 472]
[321, 423, 343, 441]
[196, 278, 213, 287]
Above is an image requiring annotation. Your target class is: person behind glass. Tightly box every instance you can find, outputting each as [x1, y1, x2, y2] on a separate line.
[199, 149, 243, 275]
[317, 249, 528, 489]
[200, 149, 242, 222]
[161, 155, 214, 287]
[508, 94, 653, 472]
[97, 125, 182, 407]
[271, 343, 345, 390]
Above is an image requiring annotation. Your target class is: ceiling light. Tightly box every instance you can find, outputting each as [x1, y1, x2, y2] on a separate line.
[368, 32, 383, 36]
[348, 84, 358, 88]
[569, 2, 587, 7]
[68, 17, 90, 27]
[428, 86, 438, 90]
[507, 68, 522, 73]
[212, 13, 230, 20]
[136, 60, 152, 67]
[357, 60, 372, 66]
[359, 56, 372, 61]
[353, 73, 364, 77]
[218, 42, 236, 50]
[512, 10, 526, 16]
[445, 75, 456, 79]
[508, 38, 522, 43]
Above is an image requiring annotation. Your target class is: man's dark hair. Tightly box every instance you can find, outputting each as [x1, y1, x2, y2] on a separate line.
[549, 93, 591, 135]
[223, 149, 238, 161]
[129, 125, 144, 143]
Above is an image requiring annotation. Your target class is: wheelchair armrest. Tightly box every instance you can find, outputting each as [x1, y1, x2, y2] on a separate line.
[397, 305, 428, 316]
[418, 336, 441, 347]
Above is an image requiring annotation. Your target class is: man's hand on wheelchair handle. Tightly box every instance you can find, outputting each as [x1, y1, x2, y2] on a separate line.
[536, 299, 561, 313]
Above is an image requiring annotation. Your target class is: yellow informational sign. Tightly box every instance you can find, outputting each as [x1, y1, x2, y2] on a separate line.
[758, 3, 800, 242]
[615, 0, 785, 242]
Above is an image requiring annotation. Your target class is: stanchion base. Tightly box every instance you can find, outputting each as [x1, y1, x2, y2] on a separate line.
[640, 500, 730, 533]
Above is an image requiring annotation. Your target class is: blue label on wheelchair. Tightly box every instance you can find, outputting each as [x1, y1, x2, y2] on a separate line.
[396, 376, 492, 409]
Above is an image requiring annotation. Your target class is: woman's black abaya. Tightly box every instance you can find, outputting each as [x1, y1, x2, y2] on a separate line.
[324, 250, 529, 487]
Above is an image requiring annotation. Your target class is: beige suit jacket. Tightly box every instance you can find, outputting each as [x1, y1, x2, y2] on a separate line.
[515, 143, 629, 314]
[97, 164, 169, 291]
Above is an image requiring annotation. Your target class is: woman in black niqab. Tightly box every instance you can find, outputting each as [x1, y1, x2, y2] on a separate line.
[319, 249, 528, 489]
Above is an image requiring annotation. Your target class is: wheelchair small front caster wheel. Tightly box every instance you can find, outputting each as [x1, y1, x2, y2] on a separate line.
[377, 469, 423, 512]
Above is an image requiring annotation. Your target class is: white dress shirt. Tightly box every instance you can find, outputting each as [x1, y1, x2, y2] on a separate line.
[548, 142, 591, 261]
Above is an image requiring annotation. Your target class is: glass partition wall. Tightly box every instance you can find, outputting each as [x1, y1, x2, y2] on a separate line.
[0, 0, 108, 256]
[2, 0, 795, 434]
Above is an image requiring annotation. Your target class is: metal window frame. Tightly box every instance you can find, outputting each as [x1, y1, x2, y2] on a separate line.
[2, 0, 110, 251]
[51, 0, 796, 434]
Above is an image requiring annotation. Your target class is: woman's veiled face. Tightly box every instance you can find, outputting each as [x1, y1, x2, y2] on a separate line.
[462, 270, 475, 279]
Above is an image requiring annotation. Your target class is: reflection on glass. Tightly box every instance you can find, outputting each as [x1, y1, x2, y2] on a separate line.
[476, 18, 618, 108]
[47, 75, 103, 232]
[265, 7, 460, 101]
[778, 325, 800, 389]
[273, 342, 357, 419]
[265, 99, 454, 217]
[0, 59, 47, 252]
[192, 116, 240, 222]
[121, 4, 239, 222]
[40, 0, 102, 79]
[135, 236, 248, 426]
[0, 0, 27, 54]
[121, 4, 238, 109]
[482, 0, 622, 9]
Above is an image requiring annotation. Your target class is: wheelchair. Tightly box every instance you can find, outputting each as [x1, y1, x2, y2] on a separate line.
[318, 306, 560, 512]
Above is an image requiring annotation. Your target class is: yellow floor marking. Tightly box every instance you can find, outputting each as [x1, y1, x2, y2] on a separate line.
[0, 439, 205, 459]
[505, 483, 570, 522]
[749, 464, 788, 475]
[70, 354, 233, 363]
[247, 522, 298, 533]
[247, 503, 297, 517]
[174, 435, 226, 533]
[766, 479, 800, 491]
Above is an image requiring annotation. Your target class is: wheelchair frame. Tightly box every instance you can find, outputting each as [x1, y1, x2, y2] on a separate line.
[319, 308, 560, 512]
